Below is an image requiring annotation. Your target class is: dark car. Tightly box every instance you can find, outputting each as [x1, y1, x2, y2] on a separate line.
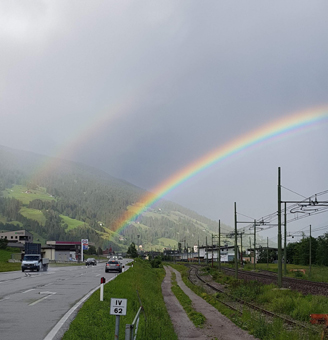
[105, 260, 122, 273]
[85, 258, 97, 266]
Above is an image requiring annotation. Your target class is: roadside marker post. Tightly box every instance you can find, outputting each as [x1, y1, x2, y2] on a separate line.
[100, 277, 106, 301]
[110, 298, 127, 339]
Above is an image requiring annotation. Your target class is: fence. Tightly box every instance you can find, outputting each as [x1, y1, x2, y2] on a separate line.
[125, 306, 143, 340]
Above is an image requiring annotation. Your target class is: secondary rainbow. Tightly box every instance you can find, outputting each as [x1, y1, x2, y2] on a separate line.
[112, 105, 328, 233]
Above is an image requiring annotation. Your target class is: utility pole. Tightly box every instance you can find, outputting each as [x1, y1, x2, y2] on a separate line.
[278, 167, 282, 288]
[218, 220, 221, 271]
[198, 239, 200, 264]
[249, 237, 252, 266]
[206, 236, 208, 265]
[253, 219, 256, 270]
[267, 237, 269, 270]
[234, 202, 238, 279]
[211, 234, 214, 267]
[309, 225, 312, 278]
[240, 232, 243, 266]
[284, 202, 287, 275]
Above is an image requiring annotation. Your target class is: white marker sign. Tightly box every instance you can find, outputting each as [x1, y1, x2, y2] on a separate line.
[110, 298, 127, 316]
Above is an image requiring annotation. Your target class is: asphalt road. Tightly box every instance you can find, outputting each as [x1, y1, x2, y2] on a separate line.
[0, 260, 129, 340]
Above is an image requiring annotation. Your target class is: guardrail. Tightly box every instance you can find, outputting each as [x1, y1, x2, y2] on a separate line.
[125, 306, 143, 340]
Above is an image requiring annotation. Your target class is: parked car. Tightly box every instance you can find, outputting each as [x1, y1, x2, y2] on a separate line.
[85, 258, 97, 266]
[105, 260, 122, 273]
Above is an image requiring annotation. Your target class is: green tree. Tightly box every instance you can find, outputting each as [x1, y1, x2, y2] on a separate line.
[127, 242, 138, 258]
[0, 238, 8, 249]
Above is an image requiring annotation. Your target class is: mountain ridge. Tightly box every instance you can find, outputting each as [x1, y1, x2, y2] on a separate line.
[0, 144, 233, 251]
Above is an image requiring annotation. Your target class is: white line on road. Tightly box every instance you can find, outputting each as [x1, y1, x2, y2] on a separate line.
[29, 295, 51, 306]
[23, 289, 36, 294]
[29, 292, 56, 306]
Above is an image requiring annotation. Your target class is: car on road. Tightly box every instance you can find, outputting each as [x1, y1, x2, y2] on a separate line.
[105, 260, 122, 273]
[85, 258, 97, 266]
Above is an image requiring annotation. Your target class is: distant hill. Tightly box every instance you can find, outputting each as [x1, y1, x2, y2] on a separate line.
[0, 145, 234, 251]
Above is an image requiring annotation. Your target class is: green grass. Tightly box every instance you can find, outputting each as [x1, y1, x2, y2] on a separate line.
[60, 215, 87, 231]
[157, 237, 178, 248]
[30, 231, 47, 245]
[171, 271, 206, 327]
[0, 248, 21, 272]
[0, 213, 23, 227]
[243, 262, 328, 283]
[19, 207, 46, 225]
[170, 264, 320, 340]
[0, 214, 7, 223]
[3, 185, 55, 205]
[63, 259, 178, 340]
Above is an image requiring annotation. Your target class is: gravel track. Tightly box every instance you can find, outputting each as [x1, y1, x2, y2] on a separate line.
[162, 266, 258, 340]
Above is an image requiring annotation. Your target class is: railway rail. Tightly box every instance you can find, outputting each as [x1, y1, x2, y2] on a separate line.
[222, 267, 328, 297]
[188, 265, 317, 333]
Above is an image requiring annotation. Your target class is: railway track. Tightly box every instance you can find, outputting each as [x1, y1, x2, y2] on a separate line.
[222, 267, 328, 297]
[188, 265, 317, 333]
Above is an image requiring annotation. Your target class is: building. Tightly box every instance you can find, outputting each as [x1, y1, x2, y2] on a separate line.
[0, 230, 33, 244]
[46, 241, 82, 261]
[165, 245, 239, 262]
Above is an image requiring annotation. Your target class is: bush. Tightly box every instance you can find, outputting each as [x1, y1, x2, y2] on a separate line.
[150, 257, 162, 268]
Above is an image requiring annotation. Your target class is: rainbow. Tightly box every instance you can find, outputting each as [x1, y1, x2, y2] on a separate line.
[112, 105, 328, 233]
[30, 91, 141, 183]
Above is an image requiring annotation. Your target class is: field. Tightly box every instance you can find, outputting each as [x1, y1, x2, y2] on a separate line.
[3, 185, 55, 205]
[60, 215, 86, 231]
[246, 262, 328, 283]
[157, 237, 178, 248]
[20, 207, 46, 225]
[0, 248, 21, 272]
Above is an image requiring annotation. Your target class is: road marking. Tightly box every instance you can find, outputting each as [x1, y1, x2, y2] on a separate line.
[0, 297, 10, 302]
[29, 295, 51, 306]
[29, 292, 56, 306]
[23, 289, 35, 294]
[43, 282, 53, 287]
[44, 276, 117, 340]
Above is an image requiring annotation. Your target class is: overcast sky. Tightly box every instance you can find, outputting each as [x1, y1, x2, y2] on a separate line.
[1, 1, 328, 243]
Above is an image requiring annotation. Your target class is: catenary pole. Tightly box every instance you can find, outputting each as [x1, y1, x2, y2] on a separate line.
[234, 202, 238, 279]
[309, 225, 312, 278]
[284, 202, 287, 275]
[254, 219, 256, 270]
[267, 237, 269, 269]
[211, 234, 214, 267]
[249, 237, 252, 265]
[198, 238, 200, 264]
[278, 167, 282, 288]
[218, 220, 221, 271]
[206, 236, 208, 265]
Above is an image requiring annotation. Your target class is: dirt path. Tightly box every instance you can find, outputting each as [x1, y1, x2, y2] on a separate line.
[162, 266, 258, 340]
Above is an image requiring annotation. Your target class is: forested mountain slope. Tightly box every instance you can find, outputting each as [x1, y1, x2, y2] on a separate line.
[0, 145, 232, 251]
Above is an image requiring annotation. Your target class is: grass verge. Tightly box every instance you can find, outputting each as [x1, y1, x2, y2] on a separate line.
[0, 248, 21, 272]
[170, 271, 206, 327]
[170, 264, 321, 340]
[63, 259, 178, 340]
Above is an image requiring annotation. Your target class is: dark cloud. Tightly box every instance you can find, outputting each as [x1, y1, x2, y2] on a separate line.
[1, 1, 327, 240]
